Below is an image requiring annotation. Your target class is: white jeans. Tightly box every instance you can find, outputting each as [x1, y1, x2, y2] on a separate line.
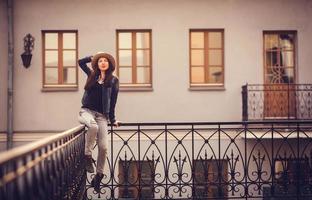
[78, 108, 108, 174]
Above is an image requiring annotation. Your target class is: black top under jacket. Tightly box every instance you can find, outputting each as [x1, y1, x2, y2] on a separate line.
[78, 56, 119, 123]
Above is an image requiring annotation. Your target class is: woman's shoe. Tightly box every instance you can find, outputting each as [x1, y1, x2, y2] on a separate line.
[91, 173, 104, 193]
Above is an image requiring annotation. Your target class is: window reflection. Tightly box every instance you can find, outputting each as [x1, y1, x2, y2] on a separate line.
[208, 50, 222, 66]
[63, 68, 76, 84]
[63, 33, 76, 49]
[209, 67, 222, 83]
[279, 34, 294, 50]
[119, 33, 132, 49]
[191, 32, 204, 48]
[191, 50, 204, 66]
[191, 67, 205, 83]
[208, 32, 222, 48]
[137, 67, 150, 83]
[45, 68, 58, 84]
[264, 34, 279, 50]
[136, 32, 149, 49]
[136, 50, 150, 66]
[119, 50, 132, 66]
[45, 51, 58, 66]
[45, 33, 58, 49]
[119, 67, 132, 83]
[63, 50, 76, 66]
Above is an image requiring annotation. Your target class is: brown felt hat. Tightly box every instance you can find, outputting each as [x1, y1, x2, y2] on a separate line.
[91, 52, 116, 71]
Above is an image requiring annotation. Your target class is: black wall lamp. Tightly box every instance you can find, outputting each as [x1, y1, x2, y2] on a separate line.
[21, 34, 35, 68]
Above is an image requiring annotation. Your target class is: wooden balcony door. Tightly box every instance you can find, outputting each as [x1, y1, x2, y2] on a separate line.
[263, 31, 296, 119]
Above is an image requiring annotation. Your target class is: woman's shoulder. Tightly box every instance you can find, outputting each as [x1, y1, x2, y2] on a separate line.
[111, 76, 119, 89]
[112, 75, 119, 82]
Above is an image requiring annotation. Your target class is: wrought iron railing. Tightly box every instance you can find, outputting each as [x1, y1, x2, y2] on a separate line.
[85, 121, 312, 200]
[0, 125, 86, 200]
[242, 84, 312, 121]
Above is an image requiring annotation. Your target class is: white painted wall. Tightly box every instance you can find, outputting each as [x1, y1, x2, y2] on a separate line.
[1, 0, 312, 131]
[0, 0, 8, 132]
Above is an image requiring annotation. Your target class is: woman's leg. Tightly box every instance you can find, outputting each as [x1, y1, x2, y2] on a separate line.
[90, 112, 108, 192]
[78, 108, 99, 156]
[94, 113, 108, 174]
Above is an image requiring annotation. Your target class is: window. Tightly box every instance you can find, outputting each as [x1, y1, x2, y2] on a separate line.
[263, 31, 297, 118]
[263, 31, 296, 84]
[189, 29, 224, 89]
[267, 158, 310, 198]
[193, 159, 228, 199]
[118, 160, 154, 198]
[42, 30, 78, 91]
[116, 30, 152, 90]
[274, 158, 309, 183]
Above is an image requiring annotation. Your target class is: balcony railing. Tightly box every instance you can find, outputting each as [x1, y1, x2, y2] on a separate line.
[85, 121, 312, 199]
[0, 125, 86, 200]
[242, 84, 312, 121]
[1, 121, 311, 200]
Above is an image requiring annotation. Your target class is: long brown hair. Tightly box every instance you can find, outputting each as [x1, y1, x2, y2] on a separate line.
[84, 58, 114, 90]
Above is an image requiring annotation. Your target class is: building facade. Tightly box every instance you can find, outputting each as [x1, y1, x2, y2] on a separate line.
[1, 1, 312, 199]
[1, 0, 312, 134]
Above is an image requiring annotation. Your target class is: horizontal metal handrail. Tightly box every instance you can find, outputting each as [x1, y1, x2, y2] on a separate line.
[116, 120, 312, 126]
[0, 125, 86, 200]
[0, 125, 84, 165]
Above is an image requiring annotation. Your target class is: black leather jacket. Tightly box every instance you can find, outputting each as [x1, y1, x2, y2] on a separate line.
[78, 56, 119, 123]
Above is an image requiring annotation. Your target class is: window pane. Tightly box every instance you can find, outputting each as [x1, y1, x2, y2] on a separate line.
[191, 50, 204, 65]
[208, 50, 222, 66]
[265, 51, 279, 67]
[63, 50, 76, 66]
[264, 34, 279, 50]
[279, 34, 294, 50]
[137, 67, 150, 83]
[208, 32, 222, 48]
[119, 32, 132, 49]
[191, 67, 204, 83]
[63, 67, 76, 84]
[281, 51, 294, 67]
[45, 33, 58, 49]
[266, 66, 294, 83]
[283, 67, 294, 83]
[45, 68, 58, 84]
[45, 51, 58, 66]
[137, 50, 150, 66]
[208, 67, 223, 83]
[119, 67, 132, 83]
[136, 32, 150, 48]
[119, 50, 132, 66]
[191, 32, 204, 48]
[63, 33, 76, 49]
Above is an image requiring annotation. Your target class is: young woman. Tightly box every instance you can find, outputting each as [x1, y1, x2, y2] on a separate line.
[78, 52, 119, 192]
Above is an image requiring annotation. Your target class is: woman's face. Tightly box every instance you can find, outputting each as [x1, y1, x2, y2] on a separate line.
[98, 57, 109, 72]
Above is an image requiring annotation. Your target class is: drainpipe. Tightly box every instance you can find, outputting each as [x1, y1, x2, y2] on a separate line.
[7, 0, 14, 149]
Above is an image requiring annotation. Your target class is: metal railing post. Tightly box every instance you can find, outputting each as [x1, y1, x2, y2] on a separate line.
[242, 84, 248, 121]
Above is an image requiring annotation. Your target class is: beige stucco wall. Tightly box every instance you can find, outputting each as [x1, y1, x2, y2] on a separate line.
[0, 0, 8, 132]
[1, 0, 312, 131]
